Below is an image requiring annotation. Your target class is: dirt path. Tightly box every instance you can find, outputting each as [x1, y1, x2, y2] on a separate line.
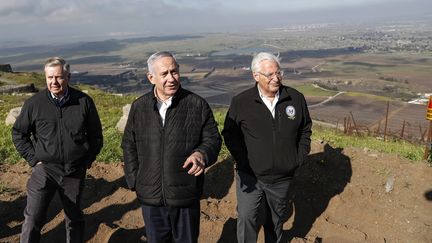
[1, 141, 431, 243]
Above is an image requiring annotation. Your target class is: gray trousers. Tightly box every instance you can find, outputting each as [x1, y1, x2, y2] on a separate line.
[20, 164, 86, 243]
[236, 171, 292, 243]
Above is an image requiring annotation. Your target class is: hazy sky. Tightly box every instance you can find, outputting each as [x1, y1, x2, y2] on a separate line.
[0, 0, 431, 45]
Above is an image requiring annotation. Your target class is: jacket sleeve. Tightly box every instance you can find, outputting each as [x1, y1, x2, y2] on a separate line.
[12, 101, 38, 167]
[121, 102, 139, 190]
[221, 97, 249, 168]
[297, 94, 312, 166]
[193, 101, 222, 167]
[85, 97, 103, 167]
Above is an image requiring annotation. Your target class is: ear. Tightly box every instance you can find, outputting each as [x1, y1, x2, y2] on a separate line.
[252, 72, 260, 82]
[147, 73, 155, 84]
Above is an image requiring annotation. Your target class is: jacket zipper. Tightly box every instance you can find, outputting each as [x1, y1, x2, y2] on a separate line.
[159, 107, 169, 206]
[271, 115, 276, 177]
[58, 106, 64, 168]
[160, 127, 167, 206]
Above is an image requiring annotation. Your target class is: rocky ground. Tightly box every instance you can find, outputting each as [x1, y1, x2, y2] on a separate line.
[1, 141, 431, 243]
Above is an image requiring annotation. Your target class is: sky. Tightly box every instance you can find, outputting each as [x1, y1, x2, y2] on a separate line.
[0, 0, 431, 46]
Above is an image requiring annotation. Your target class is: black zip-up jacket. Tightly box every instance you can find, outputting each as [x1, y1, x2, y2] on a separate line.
[222, 84, 312, 183]
[12, 87, 103, 174]
[121, 87, 222, 207]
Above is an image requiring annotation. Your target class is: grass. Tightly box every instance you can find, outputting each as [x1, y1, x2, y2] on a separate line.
[0, 71, 46, 89]
[76, 85, 136, 163]
[213, 107, 231, 160]
[0, 182, 13, 193]
[293, 84, 338, 97]
[344, 91, 392, 101]
[0, 94, 31, 164]
[312, 125, 424, 161]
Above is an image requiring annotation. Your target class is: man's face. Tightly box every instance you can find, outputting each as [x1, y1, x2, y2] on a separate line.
[45, 65, 69, 96]
[253, 60, 282, 97]
[148, 56, 180, 100]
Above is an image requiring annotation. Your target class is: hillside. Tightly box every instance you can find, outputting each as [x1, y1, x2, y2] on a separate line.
[1, 140, 431, 243]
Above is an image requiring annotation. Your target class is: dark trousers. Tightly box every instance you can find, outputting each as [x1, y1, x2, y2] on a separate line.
[236, 171, 292, 243]
[20, 164, 86, 243]
[141, 202, 200, 243]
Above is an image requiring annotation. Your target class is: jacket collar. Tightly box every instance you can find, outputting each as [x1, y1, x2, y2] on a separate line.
[252, 83, 292, 103]
[46, 86, 72, 107]
[151, 85, 185, 106]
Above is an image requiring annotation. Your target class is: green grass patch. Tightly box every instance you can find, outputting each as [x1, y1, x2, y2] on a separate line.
[0, 71, 45, 89]
[312, 125, 424, 161]
[343, 91, 392, 101]
[213, 108, 231, 160]
[0, 94, 30, 164]
[76, 85, 136, 163]
[0, 181, 13, 193]
[293, 84, 338, 97]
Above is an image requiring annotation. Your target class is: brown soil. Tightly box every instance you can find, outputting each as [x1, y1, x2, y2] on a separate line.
[1, 141, 431, 243]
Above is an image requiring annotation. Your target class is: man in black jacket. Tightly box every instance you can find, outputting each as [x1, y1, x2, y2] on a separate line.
[12, 57, 103, 243]
[121, 51, 221, 243]
[222, 52, 312, 243]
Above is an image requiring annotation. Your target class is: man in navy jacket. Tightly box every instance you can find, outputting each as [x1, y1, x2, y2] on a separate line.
[222, 52, 312, 243]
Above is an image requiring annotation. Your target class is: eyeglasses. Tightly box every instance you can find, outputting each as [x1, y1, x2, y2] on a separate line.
[258, 70, 284, 79]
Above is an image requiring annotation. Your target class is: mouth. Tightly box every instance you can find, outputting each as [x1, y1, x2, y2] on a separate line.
[165, 84, 178, 89]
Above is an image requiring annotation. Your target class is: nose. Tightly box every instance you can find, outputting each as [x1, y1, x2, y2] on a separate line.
[166, 72, 175, 81]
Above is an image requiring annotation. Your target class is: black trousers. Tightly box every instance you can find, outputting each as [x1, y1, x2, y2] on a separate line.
[141, 202, 200, 243]
[20, 164, 86, 243]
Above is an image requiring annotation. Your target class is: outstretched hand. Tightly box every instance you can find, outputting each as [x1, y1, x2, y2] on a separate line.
[183, 151, 205, 176]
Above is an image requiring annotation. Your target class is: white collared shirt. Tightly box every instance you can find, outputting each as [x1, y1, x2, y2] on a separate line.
[257, 86, 279, 118]
[155, 91, 173, 126]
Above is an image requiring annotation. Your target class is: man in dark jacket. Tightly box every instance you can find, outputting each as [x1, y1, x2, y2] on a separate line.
[222, 52, 312, 243]
[12, 57, 103, 243]
[121, 51, 221, 243]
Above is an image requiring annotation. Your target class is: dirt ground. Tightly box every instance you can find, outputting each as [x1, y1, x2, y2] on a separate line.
[1, 141, 431, 243]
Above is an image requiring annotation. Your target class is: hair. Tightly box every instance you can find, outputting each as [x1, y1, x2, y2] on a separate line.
[251, 52, 281, 73]
[147, 51, 178, 74]
[44, 57, 70, 74]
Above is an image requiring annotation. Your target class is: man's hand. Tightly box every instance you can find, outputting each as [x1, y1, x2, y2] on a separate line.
[183, 151, 205, 176]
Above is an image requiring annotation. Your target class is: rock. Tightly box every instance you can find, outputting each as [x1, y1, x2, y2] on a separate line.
[115, 104, 131, 133]
[385, 176, 395, 193]
[115, 116, 128, 133]
[5, 107, 22, 125]
[122, 104, 131, 115]
[0, 84, 37, 94]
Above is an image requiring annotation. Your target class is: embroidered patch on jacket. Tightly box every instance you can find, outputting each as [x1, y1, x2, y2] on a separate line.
[285, 106, 296, 119]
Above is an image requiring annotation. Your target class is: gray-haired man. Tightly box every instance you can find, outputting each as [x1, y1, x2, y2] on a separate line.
[222, 52, 312, 243]
[122, 51, 221, 243]
[12, 57, 103, 243]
